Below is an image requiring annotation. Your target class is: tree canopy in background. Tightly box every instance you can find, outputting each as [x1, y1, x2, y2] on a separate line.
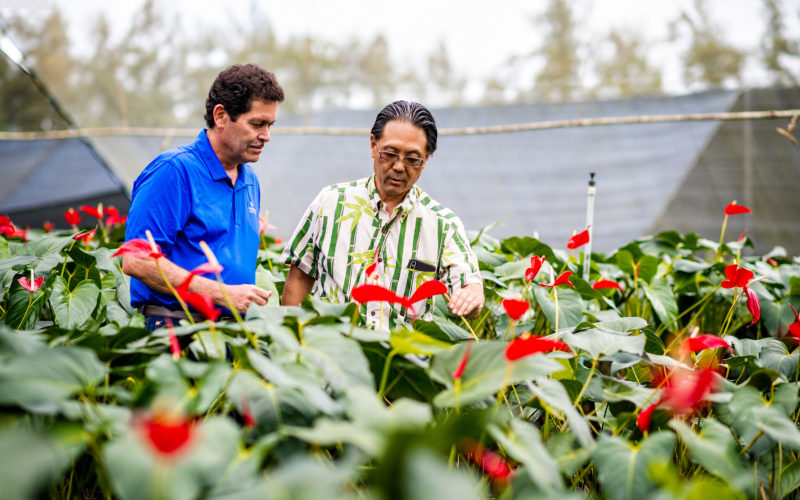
[0, 0, 798, 130]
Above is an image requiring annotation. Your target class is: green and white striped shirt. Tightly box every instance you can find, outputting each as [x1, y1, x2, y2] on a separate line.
[282, 176, 481, 330]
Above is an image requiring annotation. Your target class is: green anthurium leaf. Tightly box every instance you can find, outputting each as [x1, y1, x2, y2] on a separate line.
[534, 286, 583, 331]
[493, 258, 530, 281]
[760, 299, 799, 338]
[4, 272, 53, 330]
[728, 385, 775, 457]
[50, 276, 100, 329]
[389, 327, 453, 357]
[561, 328, 645, 359]
[789, 276, 800, 297]
[245, 349, 341, 415]
[636, 255, 661, 285]
[92, 246, 132, 314]
[771, 383, 799, 415]
[487, 419, 564, 491]
[592, 432, 675, 500]
[527, 377, 593, 447]
[224, 453, 360, 500]
[500, 236, 557, 263]
[67, 244, 96, 268]
[103, 416, 240, 500]
[615, 250, 636, 276]
[297, 324, 374, 391]
[752, 405, 800, 450]
[669, 418, 752, 495]
[403, 446, 486, 500]
[644, 329, 666, 354]
[0, 424, 87, 500]
[641, 277, 678, 326]
[415, 318, 473, 342]
[594, 317, 648, 333]
[780, 460, 800, 498]
[0, 345, 106, 412]
[430, 341, 563, 408]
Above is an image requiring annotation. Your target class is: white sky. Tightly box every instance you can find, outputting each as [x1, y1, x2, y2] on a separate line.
[2, 0, 799, 101]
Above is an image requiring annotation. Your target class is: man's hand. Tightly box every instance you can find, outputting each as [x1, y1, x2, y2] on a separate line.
[226, 284, 271, 313]
[448, 283, 484, 319]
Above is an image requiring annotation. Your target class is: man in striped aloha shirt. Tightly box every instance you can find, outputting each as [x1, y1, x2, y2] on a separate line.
[281, 100, 484, 330]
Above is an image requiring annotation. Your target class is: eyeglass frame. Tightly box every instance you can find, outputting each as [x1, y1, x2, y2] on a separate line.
[376, 148, 426, 169]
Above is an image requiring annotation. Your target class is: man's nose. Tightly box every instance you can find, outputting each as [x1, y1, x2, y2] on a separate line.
[259, 127, 271, 142]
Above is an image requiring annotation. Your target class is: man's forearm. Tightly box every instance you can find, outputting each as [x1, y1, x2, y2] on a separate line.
[122, 254, 223, 304]
[282, 265, 315, 305]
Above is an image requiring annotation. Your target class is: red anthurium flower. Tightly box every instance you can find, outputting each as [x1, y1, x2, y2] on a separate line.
[452, 340, 473, 380]
[140, 410, 194, 456]
[720, 264, 753, 289]
[505, 335, 571, 361]
[112, 239, 162, 259]
[43, 221, 54, 232]
[18, 275, 44, 293]
[350, 283, 406, 306]
[567, 227, 591, 250]
[0, 215, 11, 227]
[106, 215, 128, 226]
[74, 228, 96, 243]
[166, 319, 181, 361]
[258, 213, 276, 236]
[105, 206, 119, 218]
[724, 203, 751, 215]
[242, 395, 256, 428]
[524, 255, 545, 281]
[274, 237, 284, 245]
[738, 229, 747, 243]
[406, 279, 447, 306]
[176, 279, 221, 322]
[502, 298, 529, 321]
[745, 287, 760, 326]
[80, 204, 104, 219]
[540, 270, 574, 288]
[636, 400, 662, 432]
[463, 440, 514, 483]
[592, 278, 622, 290]
[190, 262, 224, 276]
[662, 367, 718, 415]
[788, 305, 800, 342]
[181, 290, 221, 322]
[365, 261, 377, 279]
[5, 225, 28, 241]
[64, 208, 81, 225]
[680, 334, 732, 354]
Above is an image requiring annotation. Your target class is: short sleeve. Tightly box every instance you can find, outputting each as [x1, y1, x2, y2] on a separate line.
[439, 216, 482, 292]
[125, 159, 190, 253]
[281, 188, 325, 278]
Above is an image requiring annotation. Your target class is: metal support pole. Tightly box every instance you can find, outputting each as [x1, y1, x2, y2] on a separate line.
[583, 173, 596, 279]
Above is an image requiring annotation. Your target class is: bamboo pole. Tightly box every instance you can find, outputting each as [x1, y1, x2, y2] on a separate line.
[0, 109, 798, 141]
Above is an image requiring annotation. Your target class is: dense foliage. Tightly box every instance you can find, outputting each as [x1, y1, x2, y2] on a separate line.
[0, 205, 799, 499]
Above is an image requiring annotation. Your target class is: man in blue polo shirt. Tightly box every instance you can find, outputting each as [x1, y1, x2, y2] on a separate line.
[122, 64, 284, 330]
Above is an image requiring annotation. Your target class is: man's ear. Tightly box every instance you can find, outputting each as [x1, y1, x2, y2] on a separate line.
[370, 135, 377, 159]
[213, 104, 228, 127]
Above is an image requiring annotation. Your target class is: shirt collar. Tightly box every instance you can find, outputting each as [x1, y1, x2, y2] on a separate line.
[196, 129, 253, 187]
[366, 176, 419, 218]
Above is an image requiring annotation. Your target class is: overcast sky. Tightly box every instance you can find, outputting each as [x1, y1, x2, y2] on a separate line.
[3, 0, 799, 100]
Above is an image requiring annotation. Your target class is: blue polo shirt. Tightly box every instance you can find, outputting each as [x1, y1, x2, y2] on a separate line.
[126, 130, 261, 310]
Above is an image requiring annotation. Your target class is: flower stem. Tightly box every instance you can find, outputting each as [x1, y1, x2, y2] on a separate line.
[740, 429, 764, 455]
[573, 357, 598, 408]
[377, 350, 397, 400]
[16, 292, 34, 329]
[716, 214, 729, 262]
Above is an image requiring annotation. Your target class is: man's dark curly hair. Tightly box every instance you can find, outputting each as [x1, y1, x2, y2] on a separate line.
[204, 64, 284, 128]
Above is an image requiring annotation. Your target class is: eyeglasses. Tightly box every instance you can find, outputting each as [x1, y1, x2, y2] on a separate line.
[377, 149, 425, 169]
